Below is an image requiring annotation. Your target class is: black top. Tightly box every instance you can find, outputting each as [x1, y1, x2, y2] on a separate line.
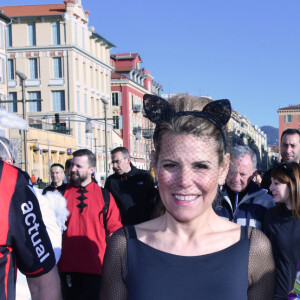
[42, 184, 57, 195]
[105, 164, 156, 225]
[100, 225, 275, 299]
[263, 205, 300, 300]
[126, 226, 249, 300]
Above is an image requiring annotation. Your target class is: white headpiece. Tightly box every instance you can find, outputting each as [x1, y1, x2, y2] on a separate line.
[0, 108, 27, 130]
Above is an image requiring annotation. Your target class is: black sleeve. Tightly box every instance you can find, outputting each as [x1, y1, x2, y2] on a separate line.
[248, 227, 275, 299]
[9, 170, 56, 277]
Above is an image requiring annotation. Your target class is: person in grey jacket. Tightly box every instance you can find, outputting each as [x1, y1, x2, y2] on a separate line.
[215, 145, 275, 229]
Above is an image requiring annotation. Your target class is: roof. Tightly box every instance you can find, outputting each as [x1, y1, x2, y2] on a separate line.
[111, 73, 128, 79]
[0, 4, 66, 17]
[0, 12, 11, 23]
[278, 104, 300, 111]
[115, 66, 133, 72]
[111, 53, 142, 61]
[91, 31, 115, 48]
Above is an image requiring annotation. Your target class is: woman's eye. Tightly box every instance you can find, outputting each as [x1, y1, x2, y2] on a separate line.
[163, 163, 177, 169]
[194, 163, 208, 170]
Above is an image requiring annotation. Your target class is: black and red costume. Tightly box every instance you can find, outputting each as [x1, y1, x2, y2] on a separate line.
[58, 181, 122, 299]
[0, 160, 56, 300]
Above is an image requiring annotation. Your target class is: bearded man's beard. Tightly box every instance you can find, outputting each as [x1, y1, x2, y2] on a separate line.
[70, 172, 88, 187]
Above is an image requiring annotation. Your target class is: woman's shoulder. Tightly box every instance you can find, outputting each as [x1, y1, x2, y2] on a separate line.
[248, 227, 272, 250]
[109, 227, 128, 246]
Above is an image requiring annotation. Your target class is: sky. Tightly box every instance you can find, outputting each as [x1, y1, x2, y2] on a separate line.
[1, 0, 300, 128]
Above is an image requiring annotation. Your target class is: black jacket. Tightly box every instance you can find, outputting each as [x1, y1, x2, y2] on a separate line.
[263, 205, 300, 300]
[104, 164, 156, 225]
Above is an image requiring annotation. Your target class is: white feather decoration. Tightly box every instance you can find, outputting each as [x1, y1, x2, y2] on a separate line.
[33, 187, 69, 263]
[0, 108, 27, 130]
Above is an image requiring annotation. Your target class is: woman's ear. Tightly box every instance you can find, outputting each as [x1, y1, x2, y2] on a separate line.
[218, 153, 230, 186]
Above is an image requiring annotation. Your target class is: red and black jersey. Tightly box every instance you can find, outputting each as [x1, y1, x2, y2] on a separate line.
[0, 161, 56, 300]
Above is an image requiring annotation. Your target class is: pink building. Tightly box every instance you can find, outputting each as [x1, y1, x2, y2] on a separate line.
[110, 53, 163, 169]
[278, 104, 300, 140]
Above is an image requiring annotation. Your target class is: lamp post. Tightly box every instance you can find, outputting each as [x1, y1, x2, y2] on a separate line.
[85, 96, 111, 179]
[15, 71, 28, 173]
[101, 97, 109, 179]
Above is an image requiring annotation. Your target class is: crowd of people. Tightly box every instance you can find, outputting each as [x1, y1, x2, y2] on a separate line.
[1, 94, 300, 300]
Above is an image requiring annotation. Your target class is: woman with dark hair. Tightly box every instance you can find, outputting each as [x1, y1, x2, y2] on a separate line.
[100, 94, 275, 299]
[263, 162, 300, 300]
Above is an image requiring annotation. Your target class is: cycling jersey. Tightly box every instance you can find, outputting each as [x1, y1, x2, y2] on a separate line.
[0, 160, 56, 300]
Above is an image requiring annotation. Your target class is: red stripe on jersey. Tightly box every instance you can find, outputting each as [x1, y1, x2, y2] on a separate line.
[0, 162, 18, 245]
[4, 247, 13, 299]
[22, 267, 44, 276]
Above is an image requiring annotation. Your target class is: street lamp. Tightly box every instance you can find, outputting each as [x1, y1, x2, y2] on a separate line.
[85, 96, 110, 179]
[15, 70, 28, 173]
[101, 96, 109, 179]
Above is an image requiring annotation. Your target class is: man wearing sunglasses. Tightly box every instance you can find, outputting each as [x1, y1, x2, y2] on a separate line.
[105, 147, 157, 225]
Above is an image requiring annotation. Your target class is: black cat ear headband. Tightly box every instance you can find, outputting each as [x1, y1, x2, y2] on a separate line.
[143, 94, 232, 150]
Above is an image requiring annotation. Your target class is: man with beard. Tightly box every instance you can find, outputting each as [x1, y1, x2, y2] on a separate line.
[57, 149, 122, 300]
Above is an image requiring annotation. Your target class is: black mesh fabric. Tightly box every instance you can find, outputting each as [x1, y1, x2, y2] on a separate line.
[100, 226, 275, 299]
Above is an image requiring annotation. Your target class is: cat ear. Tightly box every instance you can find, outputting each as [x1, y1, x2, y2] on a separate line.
[202, 99, 231, 127]
[143, 94, 174, 124]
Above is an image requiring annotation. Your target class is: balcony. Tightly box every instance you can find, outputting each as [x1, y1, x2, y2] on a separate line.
[8, 79, 17, 88]
[142, 130, 152, 139]
[25, 79, 41, 87]
[132, 104, 141, 113]
[29, 123, 72, 135]
[133, 126, 141, 135]
[49, 78, 65, 86]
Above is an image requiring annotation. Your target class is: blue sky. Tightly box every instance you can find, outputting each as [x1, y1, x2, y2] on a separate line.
[1, 0, 300, 128]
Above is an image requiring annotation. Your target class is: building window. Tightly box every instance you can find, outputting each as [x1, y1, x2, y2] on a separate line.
[8, 92, 17, 113]
[52, 91, 65, 111]
[0, 23, 4, 49]
[78, 123, 81, 145]
[284, 115, 293, 123]
[7, 59, 14, 80]
[75, 23, 78, 46]
[77, 91, 80, 110]
[6, 24, 12, 47]
[82, 27, 85, 49]
[52, 21, 60, 45]
[112, 92, 122, 106]
[28, 91, 41, 112]
[84, 94, 87, 114]
[29, 58, 38, 79]
[0, 58, 4, 84]
[28, 22, 36, 46]
[113, 116, 123, 129]
[53, 57, 62, 78]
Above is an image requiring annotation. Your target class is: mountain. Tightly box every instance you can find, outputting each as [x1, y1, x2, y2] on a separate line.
[260, 126, 279, 145]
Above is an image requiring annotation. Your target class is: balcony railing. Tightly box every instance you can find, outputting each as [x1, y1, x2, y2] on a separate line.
[29, 123, 72, 135]
[25, 79, 41, 87]
[8, 79, 17, 88]
[49, 78, 65, 86]
[142, 130, 152, 139]
[132, 104, 141, 113]
[133, 126, 141, 135]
